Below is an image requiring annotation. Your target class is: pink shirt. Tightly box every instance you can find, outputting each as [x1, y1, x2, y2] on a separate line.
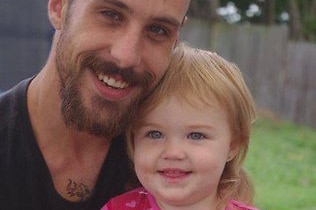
[101, 187, 258, 210]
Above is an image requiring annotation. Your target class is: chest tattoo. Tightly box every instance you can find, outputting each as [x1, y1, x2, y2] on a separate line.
[66, 179, 92, 201]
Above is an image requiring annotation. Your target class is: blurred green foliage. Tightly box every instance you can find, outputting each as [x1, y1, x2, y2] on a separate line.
[245, 117, 316, 210]
[188, 0, 316, 42]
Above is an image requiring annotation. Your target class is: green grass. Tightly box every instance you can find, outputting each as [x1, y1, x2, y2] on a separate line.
[245, 117, 316, 210]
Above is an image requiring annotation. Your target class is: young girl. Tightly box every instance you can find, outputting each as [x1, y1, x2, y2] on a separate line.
[102, 44, 258, 210]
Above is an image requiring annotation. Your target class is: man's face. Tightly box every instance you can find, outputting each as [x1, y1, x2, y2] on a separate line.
[52, 0, 190, 138]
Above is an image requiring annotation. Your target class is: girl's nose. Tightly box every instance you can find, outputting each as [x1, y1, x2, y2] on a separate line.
[161, 140, 186, 161]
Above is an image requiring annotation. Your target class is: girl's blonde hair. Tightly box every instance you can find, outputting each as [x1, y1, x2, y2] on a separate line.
[126, 43, 257, 206]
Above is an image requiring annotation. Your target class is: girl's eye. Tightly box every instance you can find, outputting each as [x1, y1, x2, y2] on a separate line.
[146, 130, 163, 139]
[101, 10, 122, 21]
[188, 132, 205, 140]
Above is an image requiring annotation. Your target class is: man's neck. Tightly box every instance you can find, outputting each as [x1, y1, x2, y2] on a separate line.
[27, 65, 111, 202]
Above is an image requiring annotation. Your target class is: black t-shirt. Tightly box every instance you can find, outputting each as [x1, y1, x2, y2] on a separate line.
[0, 78, 131, 210]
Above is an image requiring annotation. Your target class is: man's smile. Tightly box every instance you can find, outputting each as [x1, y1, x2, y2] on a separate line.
[97, 73, 129, 89]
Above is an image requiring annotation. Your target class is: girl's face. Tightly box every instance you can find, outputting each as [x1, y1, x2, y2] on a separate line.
[133, 96, 237, 209]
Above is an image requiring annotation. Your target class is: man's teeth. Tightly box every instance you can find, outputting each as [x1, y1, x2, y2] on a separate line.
[97, 73, 129, 89]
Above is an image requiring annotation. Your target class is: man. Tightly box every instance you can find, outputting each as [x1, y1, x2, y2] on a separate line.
[0, 0, 190, 209]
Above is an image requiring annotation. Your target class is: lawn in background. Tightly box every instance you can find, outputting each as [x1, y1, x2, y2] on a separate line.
[245, 117, 316, 210]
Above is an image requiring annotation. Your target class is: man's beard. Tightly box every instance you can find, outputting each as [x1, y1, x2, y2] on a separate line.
[59, 81, 141, 140]
[55, 33, 154, 139]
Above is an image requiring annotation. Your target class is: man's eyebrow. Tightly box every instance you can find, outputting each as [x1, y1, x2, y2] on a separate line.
[153, 17, 182, 29]
[102, 0, 130, 11]
[102, 0, 182, 28]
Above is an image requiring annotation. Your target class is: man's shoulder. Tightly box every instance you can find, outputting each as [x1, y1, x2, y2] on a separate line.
[0, 78, 55, 210]
[0, 78, 33, 151]
[0, 78, 32, 114]
[0, 77, 32, 115]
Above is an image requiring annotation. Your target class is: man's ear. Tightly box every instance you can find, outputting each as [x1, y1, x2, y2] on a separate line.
[181, 16, 188, 26]
[48, 0, 68, 30]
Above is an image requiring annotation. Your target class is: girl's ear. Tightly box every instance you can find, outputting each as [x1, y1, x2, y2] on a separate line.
[48, 0, 68, 30]
[227, 140, 240, 162]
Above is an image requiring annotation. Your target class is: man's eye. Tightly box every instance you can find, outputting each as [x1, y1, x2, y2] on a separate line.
[149, 25, 168, 36]
[101, 10, 122, 21]
[188, 132, 205, 140]
[147, 131, 163, 139]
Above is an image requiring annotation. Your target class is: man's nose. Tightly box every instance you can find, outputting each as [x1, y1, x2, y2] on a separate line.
[110, 26, 142, 69]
